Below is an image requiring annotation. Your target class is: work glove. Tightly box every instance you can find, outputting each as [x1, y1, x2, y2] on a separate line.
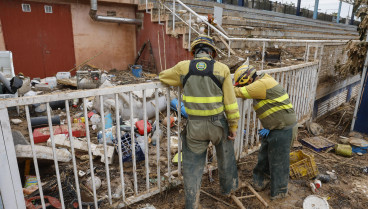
[258, 129, 270, 138]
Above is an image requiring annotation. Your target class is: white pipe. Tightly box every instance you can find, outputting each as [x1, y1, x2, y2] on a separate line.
[89, 0, 142, 25]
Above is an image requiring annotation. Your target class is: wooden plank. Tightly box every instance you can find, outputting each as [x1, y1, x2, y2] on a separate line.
[243, 182, 269, 208]
[201, 190, 237, 208]
[231, 195, 246, 209]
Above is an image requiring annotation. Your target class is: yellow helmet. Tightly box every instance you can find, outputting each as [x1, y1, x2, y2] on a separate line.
[190, 35, 217, 58]
[234, 65, 257, 86]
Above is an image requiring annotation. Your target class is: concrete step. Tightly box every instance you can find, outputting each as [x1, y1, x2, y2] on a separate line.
[138, 3, 154, 11]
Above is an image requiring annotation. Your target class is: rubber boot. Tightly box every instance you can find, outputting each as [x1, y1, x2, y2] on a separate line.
[268, 128, 292, 198]
[182, 130, 207, 209]
[215, 118, 239, 194]
[253, 136, 271, 191]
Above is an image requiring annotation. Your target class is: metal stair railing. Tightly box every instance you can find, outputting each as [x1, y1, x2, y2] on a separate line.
[142, 0, 356, 71]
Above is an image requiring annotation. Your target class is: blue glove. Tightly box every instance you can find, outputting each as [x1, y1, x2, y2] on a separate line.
[258, 129, 270, 138]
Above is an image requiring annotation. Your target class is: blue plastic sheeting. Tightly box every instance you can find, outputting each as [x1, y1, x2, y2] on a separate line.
[170, 98, 188, 118]
[352, 146, 368, 154]
[354, 70, 368, 134]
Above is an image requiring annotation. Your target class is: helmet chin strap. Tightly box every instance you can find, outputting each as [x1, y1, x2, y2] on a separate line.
[195, 48, 214, 59]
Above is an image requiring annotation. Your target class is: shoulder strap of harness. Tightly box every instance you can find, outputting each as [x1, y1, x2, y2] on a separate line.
[183, 59, 222, 91]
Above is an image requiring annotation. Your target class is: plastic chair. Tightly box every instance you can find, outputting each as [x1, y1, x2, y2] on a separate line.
[0, 51, 19, 114]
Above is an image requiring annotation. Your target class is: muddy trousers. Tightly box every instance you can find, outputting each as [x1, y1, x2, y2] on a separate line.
[253, 128, 292, 198]
[182, 122, 238, 209]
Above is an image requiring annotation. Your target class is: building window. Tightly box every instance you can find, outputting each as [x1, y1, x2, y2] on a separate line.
[44, 5, 53, 14]
[21, 4, 31, 12]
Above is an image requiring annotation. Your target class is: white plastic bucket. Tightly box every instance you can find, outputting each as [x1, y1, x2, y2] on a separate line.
[56, 72, 71, 79]
[45, 77, 57, 88]
[303, 195, 329, 209]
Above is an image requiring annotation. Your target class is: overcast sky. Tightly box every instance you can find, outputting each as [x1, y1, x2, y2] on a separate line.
[270, 0, 353, 18]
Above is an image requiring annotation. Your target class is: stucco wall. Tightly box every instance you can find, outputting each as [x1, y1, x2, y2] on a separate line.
[71, 3, 137, 71]
[0, 19, 6, 51]
[136, 13, 191, 73]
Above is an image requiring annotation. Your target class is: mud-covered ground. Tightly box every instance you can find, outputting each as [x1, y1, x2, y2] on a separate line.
[127, 101, 368, 209]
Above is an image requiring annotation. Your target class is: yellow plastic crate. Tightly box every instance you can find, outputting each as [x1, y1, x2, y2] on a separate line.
[289, 150, 319, 179]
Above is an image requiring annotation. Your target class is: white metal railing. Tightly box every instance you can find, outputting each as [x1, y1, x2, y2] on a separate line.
[0, 62, 318, 209]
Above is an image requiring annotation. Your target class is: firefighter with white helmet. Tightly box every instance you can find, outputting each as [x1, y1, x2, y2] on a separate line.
[233, 64, 297, 200]
[159, 34, 240, 208]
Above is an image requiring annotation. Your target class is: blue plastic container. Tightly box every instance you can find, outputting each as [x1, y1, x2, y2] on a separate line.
[131, 65, 142, 78]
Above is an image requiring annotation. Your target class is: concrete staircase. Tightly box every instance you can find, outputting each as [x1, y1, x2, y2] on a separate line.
[138, 0, 358, 51]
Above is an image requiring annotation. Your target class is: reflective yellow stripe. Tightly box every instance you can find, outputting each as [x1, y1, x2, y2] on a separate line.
[258, 103, 293, 119]
[185, 106, 224, 116]
[183, 95, 223, 103]
[225, 102, 238, 111]
[240, 87, 252, 99]
[227, 112, 240, 119]
[254, 93, 290, 111]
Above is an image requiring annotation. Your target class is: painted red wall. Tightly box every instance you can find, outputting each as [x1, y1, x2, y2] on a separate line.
[136, 13, 191, 73]
[0, 0, 76, 78]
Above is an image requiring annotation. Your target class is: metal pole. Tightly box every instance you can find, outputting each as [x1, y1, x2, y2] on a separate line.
[337, 0, 342, 23]
[313, 0, 319, 20]
[350, 4, 355, 25]
[188, 13, 192, 51]
[261, 41, 265, 70]
[296, 0, 301, 16]
[228, 41, 231, 57]
[351, 34, 368, 130]
[173, 0, 176, 31]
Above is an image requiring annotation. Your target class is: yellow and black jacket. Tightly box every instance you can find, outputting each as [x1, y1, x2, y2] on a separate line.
[159, 54, 240, 132]
[234, 73, 296, 130]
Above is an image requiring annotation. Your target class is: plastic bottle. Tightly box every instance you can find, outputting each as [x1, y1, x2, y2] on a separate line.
[151, 129, 162, 146]
[45, 77, 57, 88]
[90, 114, 101, 125]
[104, 113, 113, 129]
[314, 179, 322, 189]
[163, 116, 177, 127]
[72, 98, 79, 107]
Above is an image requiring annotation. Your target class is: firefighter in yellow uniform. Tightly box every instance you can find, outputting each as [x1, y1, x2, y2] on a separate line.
[159, 35, 240, 209]
[233, 65, 297, 200]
